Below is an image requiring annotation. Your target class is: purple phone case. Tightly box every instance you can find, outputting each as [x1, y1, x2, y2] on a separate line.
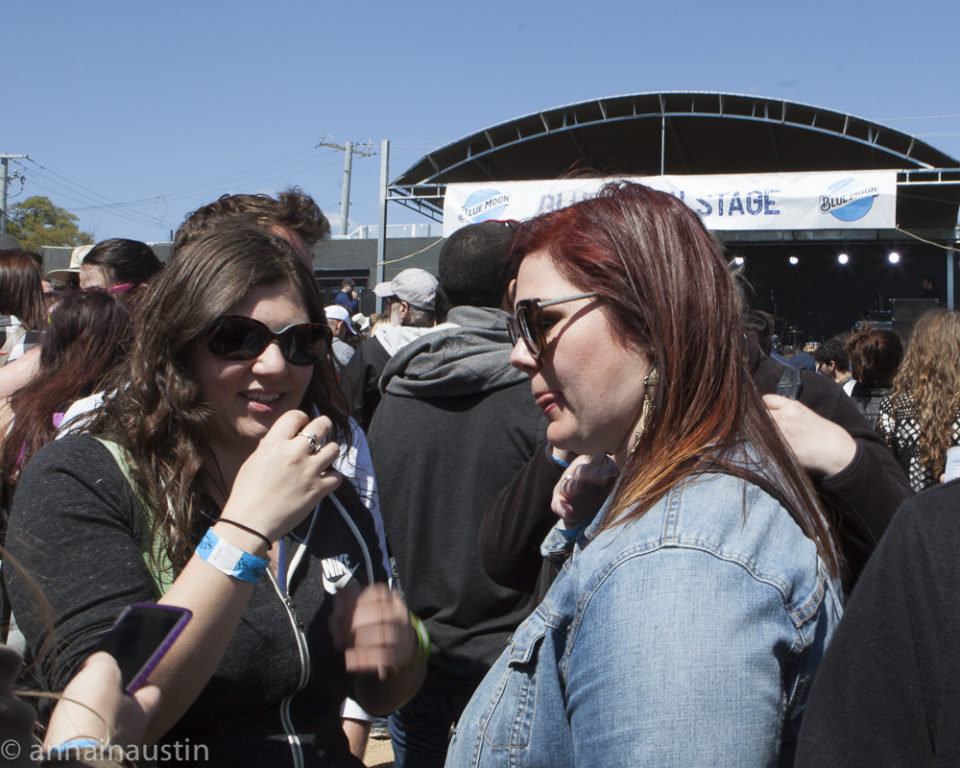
[99, 602, 192, 694]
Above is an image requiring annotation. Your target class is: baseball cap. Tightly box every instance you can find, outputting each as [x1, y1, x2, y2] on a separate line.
[352, 312, 370, 333]
[324, 304, 358, 335]
[373, 268, 438, 310]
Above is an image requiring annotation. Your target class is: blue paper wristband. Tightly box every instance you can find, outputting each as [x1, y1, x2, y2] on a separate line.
[547, 443, 571, 468]
[196, 528, 268, 583]
[47, 738, 101, 756]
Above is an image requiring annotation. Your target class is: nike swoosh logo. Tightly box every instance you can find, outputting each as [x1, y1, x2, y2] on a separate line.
[321, 558, 359, 595]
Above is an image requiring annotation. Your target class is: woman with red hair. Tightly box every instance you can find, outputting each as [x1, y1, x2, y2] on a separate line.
[445, 182, 842, 767]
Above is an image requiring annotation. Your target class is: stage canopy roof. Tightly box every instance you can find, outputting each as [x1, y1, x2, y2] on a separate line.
[390, 91, 960, 235]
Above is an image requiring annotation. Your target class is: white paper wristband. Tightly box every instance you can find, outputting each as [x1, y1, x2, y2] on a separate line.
[196, 528, 268, 583]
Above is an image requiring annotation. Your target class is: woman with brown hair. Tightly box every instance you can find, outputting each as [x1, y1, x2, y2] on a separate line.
[0, 290, 132, 518]
[4, 224, 425, 767]
[75, 238, 163, 293]
[878, 308, 960, 492]
[0, 250, 47, 367]
[445, 182, 843, 768]
[844, 326, 903, 429]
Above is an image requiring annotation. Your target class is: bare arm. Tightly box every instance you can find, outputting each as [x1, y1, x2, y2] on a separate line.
[144, 410, 343, 740]
[0, 346, 40, 399]
[5, 412, 344, 745]
[44, 652, 161, 749]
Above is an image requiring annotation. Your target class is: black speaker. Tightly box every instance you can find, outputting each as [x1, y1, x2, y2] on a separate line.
[891, 298, 939, 342]
[359, 289, 377, 316]
[891, 298, 939, 322]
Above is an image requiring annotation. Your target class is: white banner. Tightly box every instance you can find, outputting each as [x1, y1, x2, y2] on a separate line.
[441, 171, 898, 236]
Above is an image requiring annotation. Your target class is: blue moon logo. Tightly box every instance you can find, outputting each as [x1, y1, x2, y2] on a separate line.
[822, 178, 875, 222]
[459, 189, 509, 223]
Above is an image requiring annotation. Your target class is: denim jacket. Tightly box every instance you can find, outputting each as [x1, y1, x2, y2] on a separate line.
[445, 469, 843, 768]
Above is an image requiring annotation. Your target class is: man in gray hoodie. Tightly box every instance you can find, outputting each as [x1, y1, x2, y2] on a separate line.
[343, 267, 439, 429]
[367, 221, 547, 768]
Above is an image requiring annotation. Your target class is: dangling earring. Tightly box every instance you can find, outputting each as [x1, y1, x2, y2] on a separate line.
[631, 364, 659, 455]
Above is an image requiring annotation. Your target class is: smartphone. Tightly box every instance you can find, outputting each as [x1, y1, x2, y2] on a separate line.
[94, 603, 192, 694]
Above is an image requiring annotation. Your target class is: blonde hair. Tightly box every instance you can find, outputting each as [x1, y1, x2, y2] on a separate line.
[889, 309, 960, 477]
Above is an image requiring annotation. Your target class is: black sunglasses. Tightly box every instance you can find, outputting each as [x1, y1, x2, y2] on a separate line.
[506, 292, 599, 359]
[208, 315, 331, 366]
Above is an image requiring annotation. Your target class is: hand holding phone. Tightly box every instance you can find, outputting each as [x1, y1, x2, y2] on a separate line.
[44, 651, 162, 750]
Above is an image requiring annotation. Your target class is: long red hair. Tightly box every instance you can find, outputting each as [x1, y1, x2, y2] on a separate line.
[513, 182, 840, 576]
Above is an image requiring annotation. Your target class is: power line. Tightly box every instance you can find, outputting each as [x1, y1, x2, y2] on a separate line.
[66, 156, 344, 212]
[16, 172, 171, 231]
[11, 145, 347, 233]
[23, 158, 154, 214]
[136, 146, 338, 202]
[15, 159, 170, 229]
[880, 113, 960, 122]
[22, 149, 336, 210]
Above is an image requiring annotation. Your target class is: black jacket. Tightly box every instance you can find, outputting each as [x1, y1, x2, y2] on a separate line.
[368, 307, 547, 693]
[796, 481, 960, 767]
[753, 355, 912, 587]
[5, 435, 385, 768]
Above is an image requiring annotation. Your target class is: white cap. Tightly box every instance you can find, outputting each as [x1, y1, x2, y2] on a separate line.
[352, 312, 370, 333]
[373, 268, 438, 310]
[324, 304, 358, 335]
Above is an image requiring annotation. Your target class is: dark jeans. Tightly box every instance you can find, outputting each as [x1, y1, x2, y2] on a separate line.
[388, 684, 474, 768]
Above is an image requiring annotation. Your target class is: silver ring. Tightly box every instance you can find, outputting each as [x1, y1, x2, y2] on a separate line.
[298, 431, 321, 453]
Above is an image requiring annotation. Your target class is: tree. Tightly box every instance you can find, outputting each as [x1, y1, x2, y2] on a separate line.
[5, 196, 93, 252]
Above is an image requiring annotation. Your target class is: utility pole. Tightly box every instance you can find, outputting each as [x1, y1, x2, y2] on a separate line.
[340, 142, 353, 237]
[316, 137, 374, 236]
[0, 154, 28, 235]
[376, 140, 389, 313]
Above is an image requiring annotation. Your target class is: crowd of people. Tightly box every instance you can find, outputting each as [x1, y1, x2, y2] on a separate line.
[0, 182, 959, 767]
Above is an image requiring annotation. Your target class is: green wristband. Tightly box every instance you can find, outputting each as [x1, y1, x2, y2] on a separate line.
[407, 612, 431, 669]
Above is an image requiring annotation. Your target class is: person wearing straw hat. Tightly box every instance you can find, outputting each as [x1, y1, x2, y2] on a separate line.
[46, 243, 94, 289]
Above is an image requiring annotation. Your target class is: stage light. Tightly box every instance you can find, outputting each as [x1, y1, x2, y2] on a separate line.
[733, 256, 745, 266]
[888, 251, 901, 264]
[837, 253, 849, 265]
[788, 255, 799, 266]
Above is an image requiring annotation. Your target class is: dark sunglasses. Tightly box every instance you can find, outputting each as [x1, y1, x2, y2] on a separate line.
[506, 292, 599, 359]
[208, 315, 331, 366]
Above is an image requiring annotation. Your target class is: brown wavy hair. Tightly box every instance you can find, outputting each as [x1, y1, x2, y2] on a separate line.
[845, 327, 902, 387]
[512, 182, 840, 576]
[174, 188, 330, 252]
[0, 250, 47, 330]
[888, 308, 960, 478]
[88, 224, 350, 572]
[0, 291, 131, 518]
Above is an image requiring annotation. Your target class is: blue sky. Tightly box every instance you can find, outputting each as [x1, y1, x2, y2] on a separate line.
[4, 0, 959, 244]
